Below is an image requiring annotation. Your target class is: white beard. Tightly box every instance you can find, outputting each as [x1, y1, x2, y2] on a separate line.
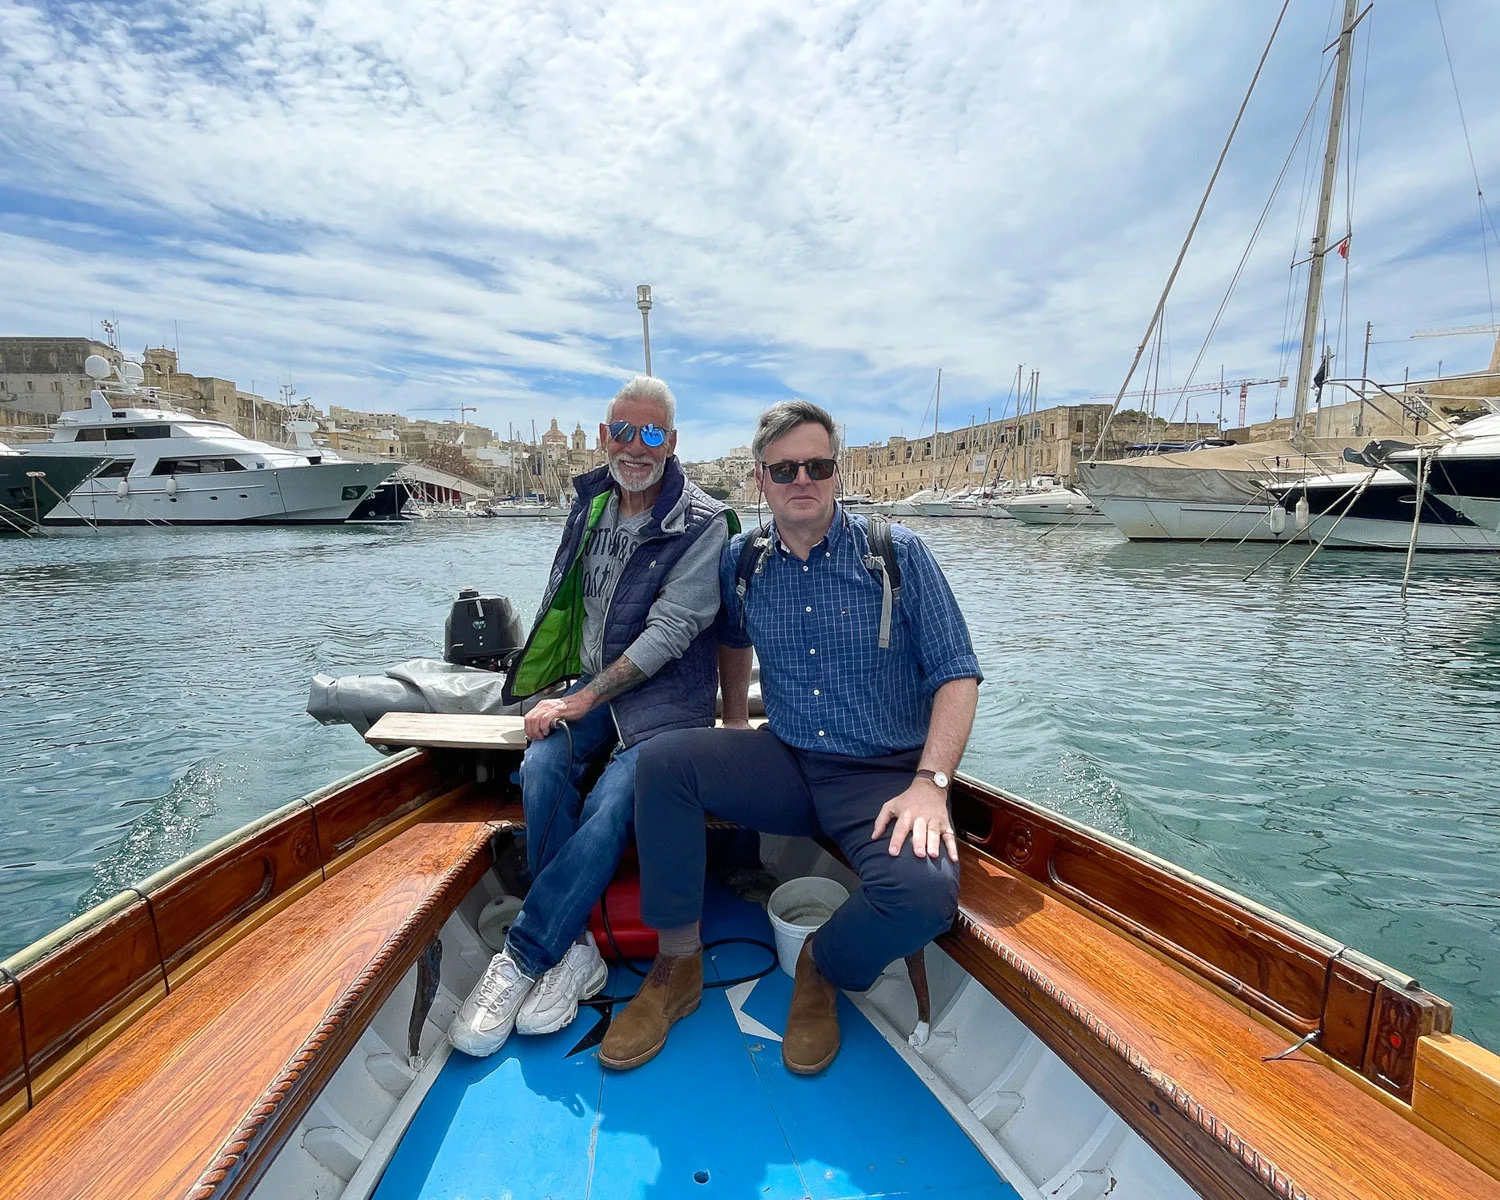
[609, 457, 665, 493]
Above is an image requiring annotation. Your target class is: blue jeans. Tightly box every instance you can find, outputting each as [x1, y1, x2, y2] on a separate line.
[504, 686, 639, 979]
[634, 728, 959, 991]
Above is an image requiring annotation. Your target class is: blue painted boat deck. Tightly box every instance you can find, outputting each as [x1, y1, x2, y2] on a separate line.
[374, 887, 1018, 1199]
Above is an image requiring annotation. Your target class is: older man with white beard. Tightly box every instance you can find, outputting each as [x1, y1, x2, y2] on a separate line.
[450, 376, 735, 1057]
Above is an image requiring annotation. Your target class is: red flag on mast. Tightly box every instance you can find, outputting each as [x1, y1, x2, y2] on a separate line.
[1336, 237, 1350, 259]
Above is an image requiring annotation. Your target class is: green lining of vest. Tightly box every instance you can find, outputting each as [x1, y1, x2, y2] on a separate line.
[509, 489, 612, 697]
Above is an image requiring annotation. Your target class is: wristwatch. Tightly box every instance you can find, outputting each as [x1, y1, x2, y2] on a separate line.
[916, 768, 950, 791]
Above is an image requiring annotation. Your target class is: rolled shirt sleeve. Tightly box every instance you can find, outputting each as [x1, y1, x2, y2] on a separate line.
[620, 515, 732, 678]
[891, 527, 984, 691]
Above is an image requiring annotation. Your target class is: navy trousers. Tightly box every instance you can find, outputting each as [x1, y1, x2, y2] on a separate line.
[634, 728, 959, 991]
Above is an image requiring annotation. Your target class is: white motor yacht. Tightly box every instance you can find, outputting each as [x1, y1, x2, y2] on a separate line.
[1271, 460, 1500, 551]
[1000, 487, 1113, 526]
[1384, 410, 1500, 534]
[38, 358, 395, 527]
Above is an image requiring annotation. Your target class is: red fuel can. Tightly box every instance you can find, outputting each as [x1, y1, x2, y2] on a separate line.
[587, 858, 659, 961]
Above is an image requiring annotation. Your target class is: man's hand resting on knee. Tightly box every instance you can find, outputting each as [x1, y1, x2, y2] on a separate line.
[871, 778, 959, 862]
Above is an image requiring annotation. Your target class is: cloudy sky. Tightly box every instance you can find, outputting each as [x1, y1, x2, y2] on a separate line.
[3, 0, 1498, 456]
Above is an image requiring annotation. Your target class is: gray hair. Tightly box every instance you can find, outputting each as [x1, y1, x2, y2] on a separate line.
[751, 399, 841, 460]
[607, 375, 676, 428]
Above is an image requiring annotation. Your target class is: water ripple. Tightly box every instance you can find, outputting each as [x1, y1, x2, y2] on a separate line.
[2, 519, 1498, 1046]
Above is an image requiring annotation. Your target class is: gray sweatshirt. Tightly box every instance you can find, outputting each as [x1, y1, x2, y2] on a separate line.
[579, 489, 729, 679]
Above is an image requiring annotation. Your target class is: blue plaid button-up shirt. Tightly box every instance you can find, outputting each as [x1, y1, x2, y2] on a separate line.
[719, 505, 982, 757]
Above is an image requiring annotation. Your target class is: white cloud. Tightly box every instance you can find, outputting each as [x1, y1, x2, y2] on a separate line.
[3, 0, 1499, 456]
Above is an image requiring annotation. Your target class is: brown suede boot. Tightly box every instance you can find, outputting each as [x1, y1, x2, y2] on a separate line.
[782, 937, 840, 1075]
[598, 952, 702, 1070]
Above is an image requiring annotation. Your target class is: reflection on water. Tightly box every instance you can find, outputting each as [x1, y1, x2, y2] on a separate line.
[2, 518, 1498, 1047]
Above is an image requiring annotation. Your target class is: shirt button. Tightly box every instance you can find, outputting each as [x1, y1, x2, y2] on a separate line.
[825, 551, 831, 557]
[803, 565, 809, 572]
[817, 730, 826, 737]
[813, 688, 820, 696]
[805, 605, 812, 613]
[809, 648, 816, 655]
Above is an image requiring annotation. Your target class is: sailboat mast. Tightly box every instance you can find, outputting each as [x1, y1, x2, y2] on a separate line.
[932, 368, 942, 491]
[1291, 0, 1359, 446]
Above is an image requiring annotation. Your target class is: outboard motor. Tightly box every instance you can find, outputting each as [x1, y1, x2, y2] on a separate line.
[444, 588, 524, 672]
[307, 587, 527, 736]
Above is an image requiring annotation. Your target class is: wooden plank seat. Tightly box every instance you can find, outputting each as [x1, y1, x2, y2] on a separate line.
[941, 849, 1500, 1200]
[0, 791, 521, 1200]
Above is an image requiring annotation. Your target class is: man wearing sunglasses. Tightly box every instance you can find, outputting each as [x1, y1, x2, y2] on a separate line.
[451, 375, 735, 1058]
[602, 399, 981, 1075]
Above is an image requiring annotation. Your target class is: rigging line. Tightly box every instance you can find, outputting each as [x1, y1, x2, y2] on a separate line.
[1174, 73, 1331, 412]
[1431, 0, 1496, 325]
[1089, 0, 1293, 459]
[1287, 469, 1379, 581]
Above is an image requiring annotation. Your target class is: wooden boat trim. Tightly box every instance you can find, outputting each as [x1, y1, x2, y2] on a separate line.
[2, 737, 1494, 1200]
[0, 748, 469, 1129]
[949, 773, 1450, 1103]
[188, 803, 519, 1199]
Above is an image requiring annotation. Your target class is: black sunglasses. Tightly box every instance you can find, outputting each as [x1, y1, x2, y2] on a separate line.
[763, 458, 838, 485]
[608, 419, 668, 448]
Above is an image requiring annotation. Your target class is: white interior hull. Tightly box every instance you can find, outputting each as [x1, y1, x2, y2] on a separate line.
[250, 836, 1194, 1200]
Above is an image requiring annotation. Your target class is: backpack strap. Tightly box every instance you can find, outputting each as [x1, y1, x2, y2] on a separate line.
[733, 522, 773, 631]
[860, 515, 902, 650]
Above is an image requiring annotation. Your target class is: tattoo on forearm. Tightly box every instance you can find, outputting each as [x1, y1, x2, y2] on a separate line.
[584, 656, 647, 704]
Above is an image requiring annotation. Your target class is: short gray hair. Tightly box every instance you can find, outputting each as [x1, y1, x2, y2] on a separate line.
[607, 375, 676, 428]
[751, 399, 841, 461]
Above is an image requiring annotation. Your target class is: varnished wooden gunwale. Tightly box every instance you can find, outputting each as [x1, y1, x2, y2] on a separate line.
[0, 796, 520, 1200]
[0, 747, 473, 1132]
[941, 852, 1500, 1200]
[948, 774, 1449, 1102]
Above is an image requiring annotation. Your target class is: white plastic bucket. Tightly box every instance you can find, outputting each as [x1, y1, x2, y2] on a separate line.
[767, 877, 849, 977]
[477, 894, 524, 952]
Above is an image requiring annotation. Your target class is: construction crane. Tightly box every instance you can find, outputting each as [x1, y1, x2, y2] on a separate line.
[409, 404, 477, 424]
[1084, 376, 1287, 427]
[1409, 324, 1500, 339]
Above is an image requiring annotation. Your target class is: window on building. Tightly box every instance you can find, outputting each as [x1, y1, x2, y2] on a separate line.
[1075, 419, 1084, 433]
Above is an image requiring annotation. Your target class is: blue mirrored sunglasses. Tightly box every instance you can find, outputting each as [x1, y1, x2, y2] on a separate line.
[608, 419, 668, 448]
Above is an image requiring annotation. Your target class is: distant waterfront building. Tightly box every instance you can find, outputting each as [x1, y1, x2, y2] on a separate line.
[139, 348, 282, 440]
[0, 337, 122, 426]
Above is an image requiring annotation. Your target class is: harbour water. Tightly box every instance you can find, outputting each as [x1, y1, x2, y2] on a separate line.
[3, 518, 1498, 1047]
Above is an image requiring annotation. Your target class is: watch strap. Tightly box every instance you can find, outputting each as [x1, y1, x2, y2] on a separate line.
[915, 768, 949, 790]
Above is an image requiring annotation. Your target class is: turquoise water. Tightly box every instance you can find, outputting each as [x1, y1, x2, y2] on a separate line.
[2, 519, 1497, 1046]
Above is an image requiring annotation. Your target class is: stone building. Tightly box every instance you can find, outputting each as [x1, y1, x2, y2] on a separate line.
[840, 405, 1225, 500]
[0, 337, 122, 426]
[138, 348, 283, 440]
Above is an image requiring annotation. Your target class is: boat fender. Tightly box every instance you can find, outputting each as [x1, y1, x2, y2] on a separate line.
[1268, 504, 1287, 535]
[1294, 495, 1310, 531]
[165, 476, 178, 496]
[116, 479, 129, 498]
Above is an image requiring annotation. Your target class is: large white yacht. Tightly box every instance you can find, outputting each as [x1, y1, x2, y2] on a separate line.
[39, 358, 395, 527]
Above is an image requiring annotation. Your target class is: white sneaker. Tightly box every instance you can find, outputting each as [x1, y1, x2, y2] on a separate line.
[515, 933, 609, 1035]
[449, 951, 536, 1057]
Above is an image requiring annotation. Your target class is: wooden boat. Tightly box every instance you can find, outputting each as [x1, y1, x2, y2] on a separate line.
[1, 712, 1497, 1199]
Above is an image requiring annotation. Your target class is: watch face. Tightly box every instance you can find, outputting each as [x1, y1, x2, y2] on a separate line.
[933, 771, 950, 789]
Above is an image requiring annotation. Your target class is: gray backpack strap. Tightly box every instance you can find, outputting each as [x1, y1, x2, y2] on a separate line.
[861, 515, 902, 650]
[733, 523, 773, 630]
